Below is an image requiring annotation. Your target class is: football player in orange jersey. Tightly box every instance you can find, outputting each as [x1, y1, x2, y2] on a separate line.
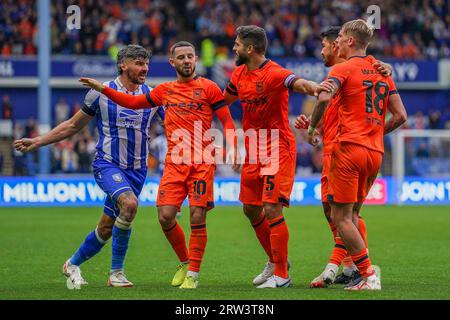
[308, 20, 407, 290]
[223, 25, 333, 288]
[295, 26, 393, 288]
[80, 41, 240, 289]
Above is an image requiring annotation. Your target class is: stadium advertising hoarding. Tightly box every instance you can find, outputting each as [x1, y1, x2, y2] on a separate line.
[1, 177, 449, 206]
[0, 57, 442, 84]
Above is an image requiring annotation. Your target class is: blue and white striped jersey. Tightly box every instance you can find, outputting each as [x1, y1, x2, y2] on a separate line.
[81, 77, 159, 170]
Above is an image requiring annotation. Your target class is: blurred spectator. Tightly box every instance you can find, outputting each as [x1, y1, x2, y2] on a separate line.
[2, 0, 449, 59]
[416, 141, 430, 158]
[429, 111, 442, 129]
[1, 95, 12, 119]
[54, 97, 70, 125]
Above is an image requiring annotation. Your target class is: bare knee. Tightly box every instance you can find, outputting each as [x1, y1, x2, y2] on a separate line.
[243, 204, 263, 223]
[158, 206, 178, 229]
[117, 192, 138, 222]
[263, 203, 282, 220]
[190, 206, 206, 225]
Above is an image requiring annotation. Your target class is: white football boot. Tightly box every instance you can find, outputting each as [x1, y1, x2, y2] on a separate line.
[309, 263, 339, 288]
[108, 270, 134, 287]
[62, 260, 88, 290]
[256, 275, 292, 288]
[253, 260, 291, 286]
[345, 273, 381, 290]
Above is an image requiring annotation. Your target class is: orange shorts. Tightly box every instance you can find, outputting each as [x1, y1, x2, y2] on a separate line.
[321, 154, 332, 203]
[239, 151, 296, 207]
[157, 162, 215, 210]
[328, 142, 382, 204]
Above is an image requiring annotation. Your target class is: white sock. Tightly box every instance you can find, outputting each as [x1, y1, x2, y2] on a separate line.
[187, 271, 198, 279]
[343, 264, 357, 276]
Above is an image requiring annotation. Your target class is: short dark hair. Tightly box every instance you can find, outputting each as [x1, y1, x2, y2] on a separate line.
[320, 26, 341, 42]
[235, 25, 267, 54]
[170, 41, 196, 56]
[117, 45, 152, 75]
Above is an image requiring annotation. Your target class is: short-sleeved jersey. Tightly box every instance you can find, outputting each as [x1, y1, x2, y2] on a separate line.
[327, 55, 398, 154]
[322, 91, 340, 156]
[226, 60, 298, 162]
[81, 77, 159, 169]
[144, 76, 226, 164]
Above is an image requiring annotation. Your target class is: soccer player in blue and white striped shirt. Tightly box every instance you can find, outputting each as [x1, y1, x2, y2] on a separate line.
[14, 45, 163, 289]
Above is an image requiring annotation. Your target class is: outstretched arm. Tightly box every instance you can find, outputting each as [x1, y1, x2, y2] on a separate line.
[14, 110, 92, 153]
[79, 77, 153, 109]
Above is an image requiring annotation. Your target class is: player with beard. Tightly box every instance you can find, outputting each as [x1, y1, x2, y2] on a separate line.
[79, 41, 239, 289]
[14, 45, 164, 289]
[295, 26, 393, 288]
[223, 25, 332, 288]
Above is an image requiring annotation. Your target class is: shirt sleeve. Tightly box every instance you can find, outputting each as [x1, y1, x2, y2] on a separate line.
[145, 84, 164, 107]
[386, 76, 398, 96]
[269, 66, 301, 91]
[326, 62, 350, 89]
[81, 89, 101, 116]
[207, 81, 227, 112]
[225, 69, 239, 96]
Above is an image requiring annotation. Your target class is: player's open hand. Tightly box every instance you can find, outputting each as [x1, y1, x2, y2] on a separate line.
[13, 137, 39, 153]
[373, 61, 393, 77]
[79, 77, 104, 92]
[295, 114, 310, 130]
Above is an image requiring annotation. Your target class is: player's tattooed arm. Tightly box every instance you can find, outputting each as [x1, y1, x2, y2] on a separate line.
[307, 82, 336, 146]
[14, 110, 92, 153]
[384, 93, 407, 135]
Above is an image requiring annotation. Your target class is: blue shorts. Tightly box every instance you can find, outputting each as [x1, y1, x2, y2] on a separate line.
[93, 158, 147, 219]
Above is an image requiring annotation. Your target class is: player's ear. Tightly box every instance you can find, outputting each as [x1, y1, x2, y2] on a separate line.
[247, 44, 253, 54]
[169, 57, 175, 67]
[195, 55, 199, 63]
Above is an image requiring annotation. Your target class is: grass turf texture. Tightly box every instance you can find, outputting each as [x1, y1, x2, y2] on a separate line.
[1, 205, 449, 300]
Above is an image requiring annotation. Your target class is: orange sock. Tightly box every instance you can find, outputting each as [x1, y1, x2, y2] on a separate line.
[188, 223, 207, 272]
[162, 221, 189, 263]
[252, 213, 274, 263]
[358, 217, 368, 248]
[268, 215, 289, 278]
[351, 248, 375, 278]
[329, 236, 348, 266]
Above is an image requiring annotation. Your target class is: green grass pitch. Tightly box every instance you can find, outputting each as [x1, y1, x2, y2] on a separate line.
[1, 205, 450, 300]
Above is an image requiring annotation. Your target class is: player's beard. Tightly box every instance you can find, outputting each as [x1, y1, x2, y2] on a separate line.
[176, 64, 196, 78]
[127, 69, 147, 85]
[235, 52, 249, 66]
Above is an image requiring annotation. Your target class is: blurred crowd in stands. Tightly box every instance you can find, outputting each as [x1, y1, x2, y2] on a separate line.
[1, 0, 450, 60]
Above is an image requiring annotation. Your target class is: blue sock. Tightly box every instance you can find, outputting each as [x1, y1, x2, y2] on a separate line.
[111, 218, 132, 271]
[70, 229, 107, 266]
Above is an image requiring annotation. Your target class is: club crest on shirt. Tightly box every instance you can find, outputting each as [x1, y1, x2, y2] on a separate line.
[193, 88, 203, 100]
[112, 173, 123, 183]
[256, 80, 263, 93]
